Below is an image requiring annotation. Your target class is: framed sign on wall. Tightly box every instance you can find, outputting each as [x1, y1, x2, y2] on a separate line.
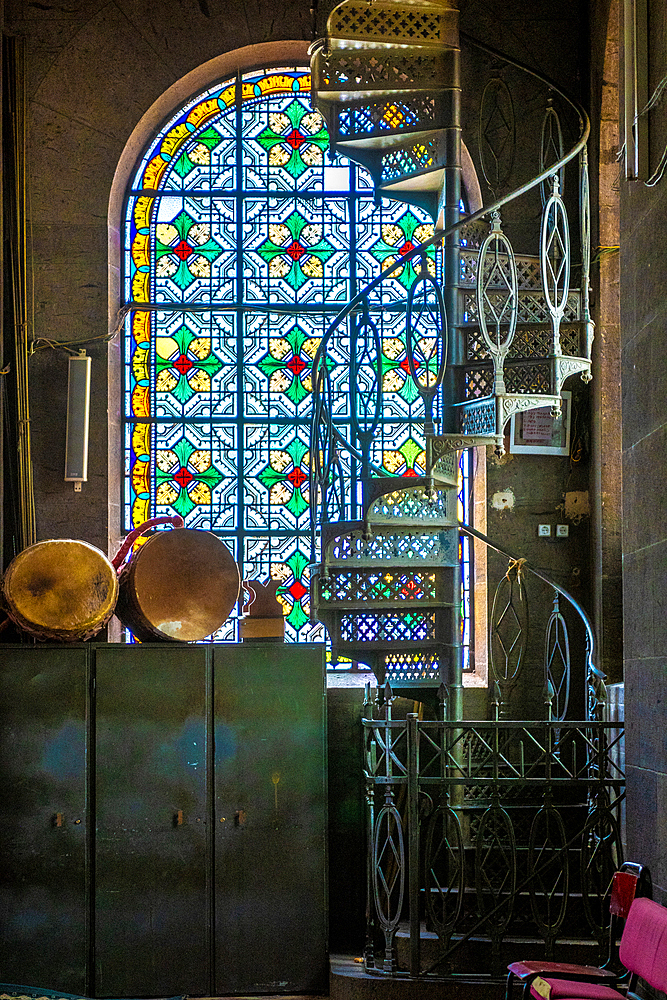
[509, 391, 572, 456]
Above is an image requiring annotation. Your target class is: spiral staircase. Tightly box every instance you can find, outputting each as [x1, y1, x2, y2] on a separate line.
[308, 0, 595, 715]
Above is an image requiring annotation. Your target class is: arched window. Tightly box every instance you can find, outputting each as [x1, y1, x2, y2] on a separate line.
[120, 59, 493, 684]
[122, 63, 446, 645]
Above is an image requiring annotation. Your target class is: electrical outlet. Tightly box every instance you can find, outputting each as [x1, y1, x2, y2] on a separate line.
[556, 524, 569, 538]
[538, 524, 551, 537]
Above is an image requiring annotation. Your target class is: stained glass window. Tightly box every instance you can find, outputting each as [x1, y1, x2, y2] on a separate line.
[458, 448, 474, 672]
[122, 66, 450, 644]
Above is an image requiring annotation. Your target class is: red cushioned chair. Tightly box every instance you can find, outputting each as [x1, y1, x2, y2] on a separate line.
[527, 896, 667, 1000]
[506, 863, 652, 1000]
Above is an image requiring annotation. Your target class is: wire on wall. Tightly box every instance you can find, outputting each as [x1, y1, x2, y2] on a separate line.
[618, 70, 667, 186]
[639, 70, 667, 186]
[4, 35, 36, 551]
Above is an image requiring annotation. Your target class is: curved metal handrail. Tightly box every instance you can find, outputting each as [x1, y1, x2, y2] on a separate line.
[309, 37, 591, 536]
[459, 520, 605, 720]
[311, 45, 590, 374]
[309, 31, 596, 687]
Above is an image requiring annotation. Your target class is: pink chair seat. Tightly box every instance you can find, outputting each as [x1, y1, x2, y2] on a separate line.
[508, 960, 616, 980]
[506, 865, 647, 1000]
[619, 896, 667, 992]
[528, 978, 623, 1000]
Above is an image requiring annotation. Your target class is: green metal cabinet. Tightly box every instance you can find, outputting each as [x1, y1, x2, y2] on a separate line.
[213, 644, 328, 995]
[94, 645, 211, 997]
[0, 643, 327, 997]
[0, 646, 89, 995]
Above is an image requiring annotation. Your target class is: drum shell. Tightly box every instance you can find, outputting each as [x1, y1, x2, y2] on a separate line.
[115, 528, 240, 643]
[1, 539, 119, 641]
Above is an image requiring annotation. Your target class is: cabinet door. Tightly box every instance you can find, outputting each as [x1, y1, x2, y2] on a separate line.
[0, 645, 89, 995]
[214, 644, 327, 995]
[94, 644, 210, 997]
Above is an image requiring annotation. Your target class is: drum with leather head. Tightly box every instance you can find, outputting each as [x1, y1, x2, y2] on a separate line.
[2, 538, 119, 641]
[115, 527, 240, 642]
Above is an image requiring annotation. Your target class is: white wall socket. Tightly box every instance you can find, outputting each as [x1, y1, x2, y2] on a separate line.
[538, 524, 551, 537]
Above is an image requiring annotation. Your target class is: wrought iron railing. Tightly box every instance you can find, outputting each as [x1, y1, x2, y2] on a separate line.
[309, 36, 593, 551]
[362, 700, 625, 980]
[461, 522, 606, 722]
[308, 35, 597, 712]
[309, 18, 612, 982]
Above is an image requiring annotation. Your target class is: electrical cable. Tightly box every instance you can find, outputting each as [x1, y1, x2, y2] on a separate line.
[7, 37, 36, 549]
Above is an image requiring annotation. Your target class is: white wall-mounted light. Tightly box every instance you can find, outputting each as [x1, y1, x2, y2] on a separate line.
[64, 351, 91, 492]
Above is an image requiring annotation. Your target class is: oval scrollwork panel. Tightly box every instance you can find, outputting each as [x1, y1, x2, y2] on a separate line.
[424, 804, 465, 937]
[479, 77, 516, 193]
[528, 804, 569, 935]
[372, 803, 406, 932]
[475, 805, 517, 934]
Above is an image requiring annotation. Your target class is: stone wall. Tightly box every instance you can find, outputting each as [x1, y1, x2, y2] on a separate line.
[4, 0, 313, 557]
[620, 0, 667, 905]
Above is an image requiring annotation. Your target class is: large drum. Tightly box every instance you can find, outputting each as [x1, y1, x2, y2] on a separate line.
[115, 527, 240, 642]
[2, 539, 119, 641]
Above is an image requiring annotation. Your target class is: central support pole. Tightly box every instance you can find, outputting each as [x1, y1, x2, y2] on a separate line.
[441, 34, 464, 724]
[441, 38, 462, 437]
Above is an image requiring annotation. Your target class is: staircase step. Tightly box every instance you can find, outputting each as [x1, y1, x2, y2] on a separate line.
[377, 167, 448, 218]
[458, 393, 566, 439]
[460, 249, 544, 290]
[329, 955, 505, 1000]
[330, 955, 504, 1000]
[331, 94, 453, 146]
[317, 568, 455, 607]
[464, 322, 586, 361]
[427, 434, 504, 475]
[321, 523, 459, 568]
[312, 47, 454, 101]
[459, 287, 582, 325]
[324, 0, 459, 49]
[337, 131, 448, 188]
[392, 927, 606, 979]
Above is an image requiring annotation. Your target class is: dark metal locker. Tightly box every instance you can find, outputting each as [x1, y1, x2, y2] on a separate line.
[0, 645, 89, 994]
[94, 644, 210, 997]
[213, 643, 327, 995]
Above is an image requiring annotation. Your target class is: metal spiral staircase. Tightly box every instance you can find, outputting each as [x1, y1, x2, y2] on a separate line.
[308, 0, 600, 719]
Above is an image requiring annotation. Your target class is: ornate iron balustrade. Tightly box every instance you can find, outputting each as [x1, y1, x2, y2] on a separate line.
[362, 705, 625, 980]
[308, 36, 596, 712]
[460, 522, 605, 721]
[309, 34, 594, 552]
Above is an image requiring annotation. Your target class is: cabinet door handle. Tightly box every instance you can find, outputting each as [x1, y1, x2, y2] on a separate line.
[52, 812, 64, 828]
[174, 809, 183, 827]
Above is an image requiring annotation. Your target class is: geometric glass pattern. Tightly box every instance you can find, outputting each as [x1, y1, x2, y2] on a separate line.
[458, 449, 473, 672]
[319, 569, 439, 604]
[122, 65, 451, 644]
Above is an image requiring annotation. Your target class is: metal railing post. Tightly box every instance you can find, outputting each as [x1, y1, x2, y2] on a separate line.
[407, 713, 420, 977]
[441, 45, 462, 435]
[363, 683, 377, 970]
